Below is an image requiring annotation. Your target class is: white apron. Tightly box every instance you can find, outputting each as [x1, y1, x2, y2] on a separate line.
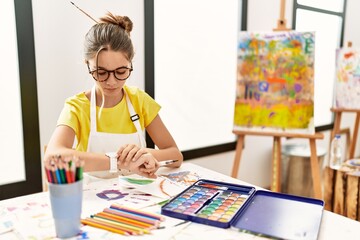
[86, 85, 146, 179]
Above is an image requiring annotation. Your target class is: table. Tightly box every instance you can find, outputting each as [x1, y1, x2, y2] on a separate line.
[1, 162, 360, 239]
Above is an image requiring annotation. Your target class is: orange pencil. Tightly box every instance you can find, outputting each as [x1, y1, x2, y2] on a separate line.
[96, 212, 154, 229]
[86, 217, 140, 235]
[91, 215, 150, 234]
[81, 218, 130, 236]
[104, 208, 160, 226]
[63, 160, 73, 183]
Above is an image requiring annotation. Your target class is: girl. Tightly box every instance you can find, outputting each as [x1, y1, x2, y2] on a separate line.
[44, 12, 183, 178]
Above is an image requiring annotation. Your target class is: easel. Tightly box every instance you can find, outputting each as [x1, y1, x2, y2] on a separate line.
[323, 41, 360, 212]
[329, 42, 360, 159]
[231, 0, 324, 200]
[273, 0, 290, 31]
[231, 131, 324, 199]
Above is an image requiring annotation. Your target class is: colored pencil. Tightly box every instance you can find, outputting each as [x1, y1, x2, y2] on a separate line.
[96, 212, 154, 229]
[75, 158, 84, 181]
[45, 168, 53, 183]
[86, 217, 140, 235]
[70, 159, 76, 182]
[91, 215, 150, 234]
[110, 204, 165, 221]
[104, 208, 160, 226]
[81, 219, 130, 236]
[58, 161, 66, 183]
[54, 166, 62, 184]
[64, 162, 73, 183]
[50, 165, 58, 184]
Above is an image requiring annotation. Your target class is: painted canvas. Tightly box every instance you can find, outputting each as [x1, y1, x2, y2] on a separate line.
[335, 47, 360, 109]
[234, 31, 315, 133]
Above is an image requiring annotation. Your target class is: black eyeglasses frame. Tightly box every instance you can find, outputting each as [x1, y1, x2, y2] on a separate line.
[87, 64, 133, 82]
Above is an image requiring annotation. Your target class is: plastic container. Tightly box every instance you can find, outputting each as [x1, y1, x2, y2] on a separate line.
[329, 134, 342, 170]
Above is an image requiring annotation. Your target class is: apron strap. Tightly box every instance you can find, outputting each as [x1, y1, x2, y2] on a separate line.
[90, 85, 146, 148]
[125, 92, 147, 148]
[90, 85, 97, 132]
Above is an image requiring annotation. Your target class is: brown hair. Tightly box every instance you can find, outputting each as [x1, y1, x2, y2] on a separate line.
[84, 12, 134, 62]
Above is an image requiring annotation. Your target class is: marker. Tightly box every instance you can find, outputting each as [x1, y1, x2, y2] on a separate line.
[159, 160, 179, 167]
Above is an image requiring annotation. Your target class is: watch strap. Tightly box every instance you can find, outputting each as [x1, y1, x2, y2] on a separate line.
[106, 152, 118, 173]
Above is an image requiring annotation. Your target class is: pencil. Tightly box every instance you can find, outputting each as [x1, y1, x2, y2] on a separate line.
[96, 212, 155, 229]
[108, 206, 161, 223]
[87, 217, 140, 235]
[58, 161, 66, 184]
[81, 218, 130, 236]
[104, 208, 160, 226]
[45, 168, 53, 183]
[75, 157, 84, 181]
[64, 161, 73, 183]
[91, 215, 150, 234]
[55, 166, 62, 184]
[70, 159, 76, 182]
[110, 204, 165, 221]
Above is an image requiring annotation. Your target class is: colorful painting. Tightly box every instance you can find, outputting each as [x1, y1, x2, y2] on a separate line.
[335, 47, 360, 109]
[234, 31, 315, 133]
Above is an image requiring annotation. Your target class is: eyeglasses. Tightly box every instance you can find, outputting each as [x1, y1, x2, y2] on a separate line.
[87, 64, 133, 82]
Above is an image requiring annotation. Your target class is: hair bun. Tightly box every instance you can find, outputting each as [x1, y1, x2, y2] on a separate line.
[99, 12, 133, 35]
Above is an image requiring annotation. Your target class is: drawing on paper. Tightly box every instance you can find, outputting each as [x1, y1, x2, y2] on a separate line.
[118, 175, 184, 199]
[234, 31, 315, 133]
[334, 47, 360, 109]
[159, 171, 201, 187]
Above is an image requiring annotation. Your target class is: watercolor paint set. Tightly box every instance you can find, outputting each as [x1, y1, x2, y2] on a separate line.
[161, 179, 324, 239]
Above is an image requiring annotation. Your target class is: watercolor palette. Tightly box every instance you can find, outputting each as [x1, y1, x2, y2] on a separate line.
[161, 179, 324, 239]
[161, 179, 256, 228]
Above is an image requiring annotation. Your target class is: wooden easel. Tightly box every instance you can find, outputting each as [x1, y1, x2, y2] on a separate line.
[323, 41, 360, 213]
[273, 0, 290, 31]
[329, 42, 359, 159]
[231, 131, 324, 199]
[232, 0, 324, 199]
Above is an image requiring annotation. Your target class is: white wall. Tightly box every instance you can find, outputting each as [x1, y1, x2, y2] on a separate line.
[32, 0, 359, 189]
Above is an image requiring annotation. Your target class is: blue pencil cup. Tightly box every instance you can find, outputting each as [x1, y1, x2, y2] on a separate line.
[49, 180, 83, 238]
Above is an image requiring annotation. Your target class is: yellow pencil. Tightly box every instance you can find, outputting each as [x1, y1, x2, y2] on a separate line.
[87, 217, 141, 235]
[104, 208, 160, 226]
[92, 215, 150, 234]
[96, 212, 154, 229]
[81, 219, 130, 236]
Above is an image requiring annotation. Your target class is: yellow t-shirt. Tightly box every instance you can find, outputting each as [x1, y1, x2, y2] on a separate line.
[57, 85, 161, 152]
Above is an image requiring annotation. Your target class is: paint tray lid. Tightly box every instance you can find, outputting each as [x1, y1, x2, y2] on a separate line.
[232, 190, 324, 240]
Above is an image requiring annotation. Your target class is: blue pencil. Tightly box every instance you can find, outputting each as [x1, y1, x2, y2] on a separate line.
[55, 166, 62, 184]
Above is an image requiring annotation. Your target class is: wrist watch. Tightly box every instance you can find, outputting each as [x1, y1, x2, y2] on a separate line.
[105, 152, 118, 173]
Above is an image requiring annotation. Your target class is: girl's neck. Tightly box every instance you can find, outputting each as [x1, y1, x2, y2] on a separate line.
[96, 88, 124, 108]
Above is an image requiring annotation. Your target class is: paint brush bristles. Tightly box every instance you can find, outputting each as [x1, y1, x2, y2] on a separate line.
[70, 1, 98, 23]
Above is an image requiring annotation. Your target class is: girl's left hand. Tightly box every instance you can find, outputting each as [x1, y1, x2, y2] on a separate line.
[117, 144, 148, 166]
[127, 153, 160, 178]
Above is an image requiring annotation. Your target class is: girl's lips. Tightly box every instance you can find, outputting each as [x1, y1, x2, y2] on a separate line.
[104, 88, 118, 92]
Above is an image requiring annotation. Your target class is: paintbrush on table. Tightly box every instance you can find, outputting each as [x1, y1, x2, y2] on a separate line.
[159, 160, 179, 167]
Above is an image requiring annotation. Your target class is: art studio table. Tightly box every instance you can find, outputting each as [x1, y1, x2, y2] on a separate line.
[1, 162, 360, 239]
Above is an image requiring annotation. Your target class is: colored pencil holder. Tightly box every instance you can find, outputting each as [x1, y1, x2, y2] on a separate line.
[49, 180, 83, 238]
